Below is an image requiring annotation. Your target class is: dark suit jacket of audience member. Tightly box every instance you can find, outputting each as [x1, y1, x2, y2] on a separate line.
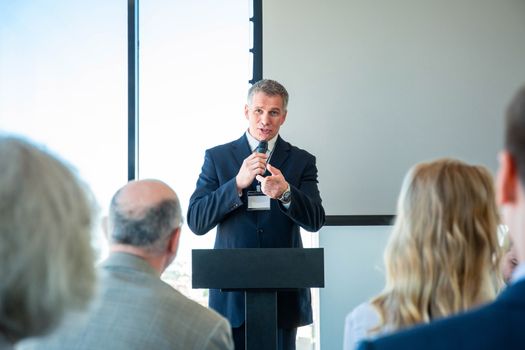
[358, 279, 525, 350]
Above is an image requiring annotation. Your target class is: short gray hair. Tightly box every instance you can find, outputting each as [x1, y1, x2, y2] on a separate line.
[247, 79, 289, 111]
[109, 194, 182, 254]
[0, 135, 96, 343]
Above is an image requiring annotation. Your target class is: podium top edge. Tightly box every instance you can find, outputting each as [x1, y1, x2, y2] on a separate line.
[192, 247, 324, 252]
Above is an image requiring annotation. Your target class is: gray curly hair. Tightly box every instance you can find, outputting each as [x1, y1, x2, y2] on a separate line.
[0, 135, 96, 343]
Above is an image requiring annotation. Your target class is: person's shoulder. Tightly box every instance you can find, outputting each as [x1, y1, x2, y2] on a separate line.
[502, 278, 525, 300]
[344, 302, 383, 348]
[360, 298, 514, 350]
[347, 302, 379, 323]
[157, 282, 229, 325]
[278, 137, 316, 160]
[207, 135, 246, 153]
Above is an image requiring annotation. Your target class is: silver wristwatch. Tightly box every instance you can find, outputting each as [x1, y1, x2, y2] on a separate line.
[278, 184, 292, 204]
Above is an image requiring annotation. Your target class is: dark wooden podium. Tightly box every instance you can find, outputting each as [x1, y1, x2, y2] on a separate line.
[192, 248, 324, 350]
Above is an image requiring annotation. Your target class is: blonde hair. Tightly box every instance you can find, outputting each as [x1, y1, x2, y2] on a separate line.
[0, 136, 96, 343]
[371, 158, 502, 332]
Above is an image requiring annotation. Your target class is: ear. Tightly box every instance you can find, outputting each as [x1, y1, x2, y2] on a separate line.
[497, 150, 519, 205]
[167, 227, 181, 256]
[244, 104, 250, 120]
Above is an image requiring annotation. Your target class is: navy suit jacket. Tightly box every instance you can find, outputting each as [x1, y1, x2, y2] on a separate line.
[357, 279, 525, 350]
[187, 134, 325, 328]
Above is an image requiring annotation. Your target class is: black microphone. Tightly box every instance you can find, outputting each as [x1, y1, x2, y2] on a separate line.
[256, 140, 270, 180]
[256, 140, 268, 154]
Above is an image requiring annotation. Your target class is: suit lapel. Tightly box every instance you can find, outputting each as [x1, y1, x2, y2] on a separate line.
[229, 134, 291, 174]
[230, 134, 252, 169]
[268, 136, 290, 171]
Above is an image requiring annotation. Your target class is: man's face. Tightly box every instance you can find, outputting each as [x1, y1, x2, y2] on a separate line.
[501, 243, 518, 284]
[496, 151, 525, 263]
[245, 92, 287, 141]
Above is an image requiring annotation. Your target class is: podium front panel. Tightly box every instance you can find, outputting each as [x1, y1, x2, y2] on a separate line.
[192, 248, 324, 290]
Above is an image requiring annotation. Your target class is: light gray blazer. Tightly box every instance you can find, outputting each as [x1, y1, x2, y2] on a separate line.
[20, 252, 233, 350]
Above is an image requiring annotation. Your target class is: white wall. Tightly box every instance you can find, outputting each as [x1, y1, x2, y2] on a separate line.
[319, 226, 391, 350]
[263, 0, 525, 215]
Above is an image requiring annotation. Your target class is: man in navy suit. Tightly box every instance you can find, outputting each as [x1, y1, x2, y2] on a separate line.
[358, 85, 525, 350]
[187, 79, 325, 350]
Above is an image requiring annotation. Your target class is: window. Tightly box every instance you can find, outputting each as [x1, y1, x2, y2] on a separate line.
[138, 0, 251, 303]
[1, 2, 319, 348]
[0, 1, 127, 256]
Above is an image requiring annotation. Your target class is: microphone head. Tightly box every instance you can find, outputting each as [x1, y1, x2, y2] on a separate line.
[256, 140, 268, 154]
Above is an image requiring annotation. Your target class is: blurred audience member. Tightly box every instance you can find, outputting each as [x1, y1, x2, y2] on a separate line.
[501, 233, 518, 285]
[344, 158, 502, 350]
[25, 179, 233, 350]
[0, 135, 96, 349]
[358, 85, 525, 350]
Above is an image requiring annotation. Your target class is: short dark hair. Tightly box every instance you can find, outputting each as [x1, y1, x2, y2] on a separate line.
[505, 85, 525, 186]
[247, 79, 289, 111]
